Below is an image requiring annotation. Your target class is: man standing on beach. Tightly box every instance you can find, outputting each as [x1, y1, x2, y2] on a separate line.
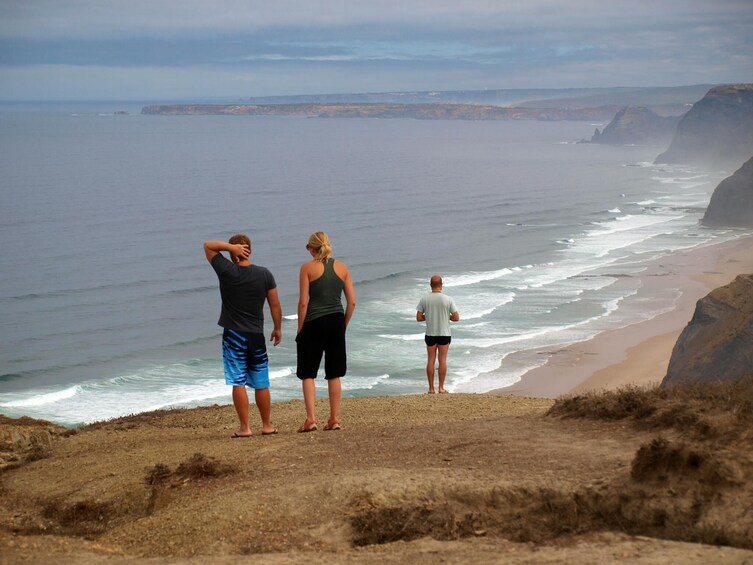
[204, 234, 282, 438]
[416, 275, 460, 394]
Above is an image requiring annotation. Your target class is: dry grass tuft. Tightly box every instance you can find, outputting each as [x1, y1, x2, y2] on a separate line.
[144, 452, 234, 485]
[547, 375, 753, 442]
[144, 463, 172, 486]
[548, 385, 656, 421]
[42, 499, 113, 536]
[630, 437, 738, 486]
[174, 452, 234, 480]
[24, 444, 50, 463]
[351, 503, 478, 546]
[540, 377, 753, 550]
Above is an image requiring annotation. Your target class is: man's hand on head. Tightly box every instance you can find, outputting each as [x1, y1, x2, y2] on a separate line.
[232, 244, 250, 261]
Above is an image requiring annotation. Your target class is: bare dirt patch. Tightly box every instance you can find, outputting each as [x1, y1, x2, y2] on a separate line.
[1, 388, 752, 564]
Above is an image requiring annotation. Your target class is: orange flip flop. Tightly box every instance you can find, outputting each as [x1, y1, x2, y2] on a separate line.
[323, 420, 341, 431]
[298, 420, 318, 433]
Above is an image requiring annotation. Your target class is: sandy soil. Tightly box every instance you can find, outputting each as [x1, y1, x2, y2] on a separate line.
[2, 393, 752, 564]
[498, 234, 753, 397]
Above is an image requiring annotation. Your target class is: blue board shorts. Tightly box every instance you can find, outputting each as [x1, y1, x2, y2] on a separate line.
[222, 328, 270, 389]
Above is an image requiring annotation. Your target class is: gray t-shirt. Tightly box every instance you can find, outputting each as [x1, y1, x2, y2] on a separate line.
[417, 292, 458, 337]
[211, 254, 276, 334]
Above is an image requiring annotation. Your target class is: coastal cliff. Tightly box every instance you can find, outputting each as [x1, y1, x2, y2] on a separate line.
[702, 155, 753, 227]
[663, 273, 753, 385]
[655, 84, 753, 169]
[141, 103, 621, 122]
[590, 106, 681, 145]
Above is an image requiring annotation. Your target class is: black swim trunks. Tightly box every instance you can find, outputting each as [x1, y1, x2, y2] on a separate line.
[425, 335, 451, 347]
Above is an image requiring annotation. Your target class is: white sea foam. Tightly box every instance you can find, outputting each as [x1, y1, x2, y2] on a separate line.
[0, 385, 79, 407]
[0, 363, 295, 425]
[462, 321, 490, 329]
[141, 380, 228, 412]
[378, 333, 425, 341]
[462, 292, 515, 320]
[443, 267, 515, 287]
[589, 213, 675, 233]
[343, 373, 391, 391]
[271, 367, 293, 379]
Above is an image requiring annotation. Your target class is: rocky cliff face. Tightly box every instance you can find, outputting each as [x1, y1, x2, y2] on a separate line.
[655, 84, 753, 169]
[591, 106, 681, 145]
[663, 274, 753, 385]
[702, 155, 753, 227]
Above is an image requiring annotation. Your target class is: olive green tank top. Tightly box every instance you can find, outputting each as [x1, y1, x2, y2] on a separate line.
[305, 258, 345, 322]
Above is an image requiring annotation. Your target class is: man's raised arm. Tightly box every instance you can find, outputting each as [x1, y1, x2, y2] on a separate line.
[204, 240, 249, 263]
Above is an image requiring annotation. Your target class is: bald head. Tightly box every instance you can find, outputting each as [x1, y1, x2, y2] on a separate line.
[430, 275, 443, 290]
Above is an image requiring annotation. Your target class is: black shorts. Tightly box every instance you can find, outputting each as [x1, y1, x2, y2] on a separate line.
[425, 335, 451, 347]
[296, 312, 346, 379]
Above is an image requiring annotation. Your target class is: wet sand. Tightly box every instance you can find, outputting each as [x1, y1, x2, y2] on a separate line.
[495, 234, 753, 398]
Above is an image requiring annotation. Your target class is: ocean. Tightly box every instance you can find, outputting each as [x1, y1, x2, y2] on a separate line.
[0, 102, 743, 426]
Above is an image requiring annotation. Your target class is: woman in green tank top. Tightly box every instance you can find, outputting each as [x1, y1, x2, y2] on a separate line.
[295, 231, 356, 433]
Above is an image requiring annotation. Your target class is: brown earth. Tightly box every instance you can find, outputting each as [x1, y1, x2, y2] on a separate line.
[1, 388, 752, 564]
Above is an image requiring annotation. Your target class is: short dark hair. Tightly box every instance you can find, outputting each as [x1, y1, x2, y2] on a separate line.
[228, 233, 251, 247]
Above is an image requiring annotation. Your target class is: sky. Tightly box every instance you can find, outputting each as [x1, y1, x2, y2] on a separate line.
[1, 0, 752, 101]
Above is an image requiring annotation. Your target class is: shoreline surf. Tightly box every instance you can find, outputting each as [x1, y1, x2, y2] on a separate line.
[495, 233, 753, 397]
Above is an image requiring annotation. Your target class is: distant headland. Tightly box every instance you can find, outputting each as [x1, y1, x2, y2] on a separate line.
[141, 102, 622, 121]
[141, 85, 711, 121]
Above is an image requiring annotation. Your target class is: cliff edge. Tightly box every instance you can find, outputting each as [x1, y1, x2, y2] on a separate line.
[663, 273, 753, 385]
[702, 155, 753, 227]
[655, 84, 753, 169]
[591, 106, 680, 145]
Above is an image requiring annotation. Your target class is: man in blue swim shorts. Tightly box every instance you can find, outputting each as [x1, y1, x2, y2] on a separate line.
[417, 275, 460, 394]
[205, 234, 282, 438]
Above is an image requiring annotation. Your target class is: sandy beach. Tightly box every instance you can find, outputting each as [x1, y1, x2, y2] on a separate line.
[497, 233, 753, 397]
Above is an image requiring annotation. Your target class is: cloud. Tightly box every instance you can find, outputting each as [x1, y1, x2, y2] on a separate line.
[0, 0, 751, 100]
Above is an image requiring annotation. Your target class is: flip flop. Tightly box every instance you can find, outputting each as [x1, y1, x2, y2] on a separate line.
[231, 432, 253, 439]
[298, 420, 318, 433]
[323, 420, 341, 431]
[262, 429, 279, 436]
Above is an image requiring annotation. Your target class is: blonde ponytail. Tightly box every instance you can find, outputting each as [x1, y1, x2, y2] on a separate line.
[307, 231, 333, 263]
